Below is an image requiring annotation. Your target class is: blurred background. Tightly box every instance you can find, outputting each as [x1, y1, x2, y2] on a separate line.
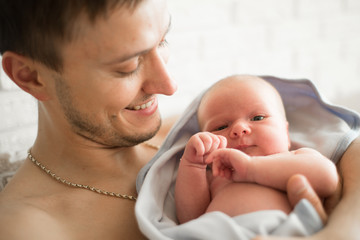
[1, 0, 360, 161]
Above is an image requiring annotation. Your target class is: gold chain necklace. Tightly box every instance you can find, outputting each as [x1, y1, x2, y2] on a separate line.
[27, 142, 159, 201]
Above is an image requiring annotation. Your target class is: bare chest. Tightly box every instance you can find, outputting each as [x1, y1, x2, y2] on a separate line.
[53, 195, 146, 240]
[5, 191, 147, 240]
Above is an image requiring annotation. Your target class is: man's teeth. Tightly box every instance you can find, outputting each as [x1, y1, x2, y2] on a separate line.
[133, 100, 154, 110]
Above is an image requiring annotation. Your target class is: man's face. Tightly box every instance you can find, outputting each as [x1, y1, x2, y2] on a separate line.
[40, 0, 177, 147]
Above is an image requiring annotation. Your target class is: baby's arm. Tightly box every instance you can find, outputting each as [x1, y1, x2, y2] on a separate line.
[209, 148, 338, 197]
[175, 132, 227, 223]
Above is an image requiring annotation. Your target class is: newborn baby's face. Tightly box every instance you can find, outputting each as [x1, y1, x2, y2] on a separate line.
[198, 76, 290, 156]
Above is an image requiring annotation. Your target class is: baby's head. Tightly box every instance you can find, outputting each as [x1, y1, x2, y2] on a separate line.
[197, 75, 290, 156]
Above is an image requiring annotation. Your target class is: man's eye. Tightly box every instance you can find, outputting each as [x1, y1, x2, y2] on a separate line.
[116, 65, 140, 77]
[251, 116, 265, 121]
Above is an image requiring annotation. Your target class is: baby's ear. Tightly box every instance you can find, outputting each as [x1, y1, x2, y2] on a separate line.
[2, 51, 50, 101]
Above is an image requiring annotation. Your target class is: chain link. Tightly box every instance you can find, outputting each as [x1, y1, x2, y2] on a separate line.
[27, 150, 137, 201]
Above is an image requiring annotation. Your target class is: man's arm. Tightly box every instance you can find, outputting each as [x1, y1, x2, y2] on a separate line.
[319, 136, 360, 238]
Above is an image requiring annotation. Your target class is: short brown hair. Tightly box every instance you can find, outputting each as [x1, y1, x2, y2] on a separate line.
[0, 0, 142, 72]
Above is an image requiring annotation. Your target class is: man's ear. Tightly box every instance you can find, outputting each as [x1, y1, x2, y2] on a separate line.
[2, 51, 50, 101]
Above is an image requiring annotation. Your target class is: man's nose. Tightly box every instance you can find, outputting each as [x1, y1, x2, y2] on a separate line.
[141, 49, 177, 96]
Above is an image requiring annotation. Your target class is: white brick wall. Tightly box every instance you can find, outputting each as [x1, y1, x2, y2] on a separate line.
[164, 0, 360, 115]
[1, 0, 360, 161]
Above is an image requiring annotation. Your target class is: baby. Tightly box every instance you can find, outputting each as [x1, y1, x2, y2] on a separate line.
[175, 75, 338, 227]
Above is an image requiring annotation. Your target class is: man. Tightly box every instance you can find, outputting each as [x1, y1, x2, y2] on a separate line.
[0, 0, 359, 239]
[0, 0, 175, 239]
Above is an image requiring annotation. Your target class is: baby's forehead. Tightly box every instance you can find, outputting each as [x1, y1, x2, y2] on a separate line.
[198, 75, 286, 124]
[202, 76, 275, 103]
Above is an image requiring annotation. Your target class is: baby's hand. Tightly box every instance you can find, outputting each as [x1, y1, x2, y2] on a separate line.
[182, 132, 227, 166]
[207, 148, 251, 182]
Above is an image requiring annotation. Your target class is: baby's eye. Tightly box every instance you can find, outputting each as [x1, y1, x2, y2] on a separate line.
[213, 125, 228, 132]
[251, 115, 265, 121]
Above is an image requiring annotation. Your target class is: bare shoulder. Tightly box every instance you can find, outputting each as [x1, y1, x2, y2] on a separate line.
[0, 196, 66, 240]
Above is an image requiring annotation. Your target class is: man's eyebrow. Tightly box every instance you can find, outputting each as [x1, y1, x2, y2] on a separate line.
[104, 15, 172, 65]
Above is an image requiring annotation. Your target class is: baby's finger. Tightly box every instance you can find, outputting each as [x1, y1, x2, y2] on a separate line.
[191, 134, 207, 157]
[217, 135, 227, 149]
[198, 133, 216, 154]
[207, 134, 223, 153]
[223, 168, 233, 180]
[211, 157, 221, 176]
